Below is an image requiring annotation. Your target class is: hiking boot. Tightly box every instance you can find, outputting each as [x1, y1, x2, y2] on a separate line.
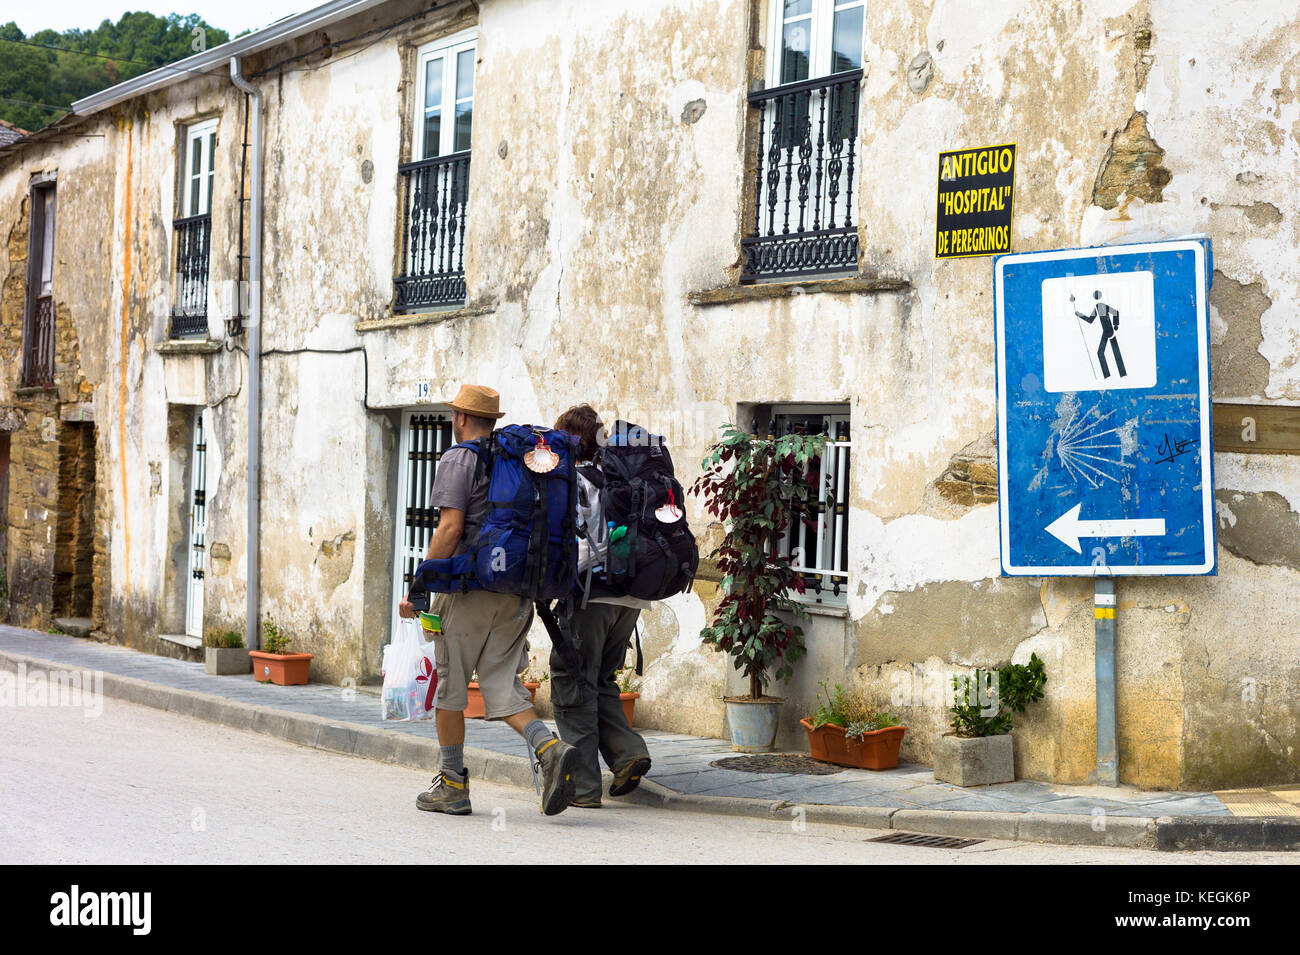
[416, 769, 471, 815]
[534, 738, 579, 816]
[609, 756, 652, 798]
[570, 797, 602, 809]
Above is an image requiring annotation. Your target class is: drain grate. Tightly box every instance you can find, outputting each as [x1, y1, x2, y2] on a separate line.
[868, 832, 983, 849]
[710, 754, 844, 776]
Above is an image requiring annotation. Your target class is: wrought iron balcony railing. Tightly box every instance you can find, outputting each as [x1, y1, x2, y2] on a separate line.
[395, 152, 470, 311]
[171, 213, 212, 338]
[21, 294, 55, 387]
[743, 70, 862, 282]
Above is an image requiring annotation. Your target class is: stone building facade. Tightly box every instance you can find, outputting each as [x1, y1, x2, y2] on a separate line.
[1, 0, 1298, 790]
[0, 130, 108, 637]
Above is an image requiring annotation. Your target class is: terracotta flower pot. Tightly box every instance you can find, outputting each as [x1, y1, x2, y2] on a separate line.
[465, 680, 539, 719]
[249, 651, 313, 686]
[465, 682, 486, 718]
[801, 718, 907, 770]
[620, 691, 639, 726]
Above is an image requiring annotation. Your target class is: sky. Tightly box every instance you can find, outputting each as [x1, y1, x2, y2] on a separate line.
[0, 2, 315, 36]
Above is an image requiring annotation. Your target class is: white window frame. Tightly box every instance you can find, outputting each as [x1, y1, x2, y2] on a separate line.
[412, 29, 477, 161]
[180, 118, 217, 218]
[769, 403, 851, 607]
[767, 0, 866, 88]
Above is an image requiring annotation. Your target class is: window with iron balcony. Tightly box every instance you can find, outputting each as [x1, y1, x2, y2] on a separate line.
[171, 118, 216, 339]
[744, 0, 864, 283]
[395, 30, 475, 313]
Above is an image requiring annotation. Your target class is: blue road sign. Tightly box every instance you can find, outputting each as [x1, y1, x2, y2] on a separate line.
[994, 239, 1215, 576]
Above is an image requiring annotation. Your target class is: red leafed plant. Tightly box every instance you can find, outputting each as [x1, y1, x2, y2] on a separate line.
[691, 424, 832, 699]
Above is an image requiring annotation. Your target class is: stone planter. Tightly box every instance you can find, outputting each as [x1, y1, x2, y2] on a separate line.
[933, 733, 1014, 786]
[205, 646, 251, 676]
[723, 696, 783, 752]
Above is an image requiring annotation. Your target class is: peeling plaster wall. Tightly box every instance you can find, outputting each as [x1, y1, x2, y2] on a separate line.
[5, 0, 1300, 787]
[837, 0, 1300, 788]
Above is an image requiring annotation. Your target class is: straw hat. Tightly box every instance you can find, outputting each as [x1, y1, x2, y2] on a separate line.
[447, 383, 505, 419]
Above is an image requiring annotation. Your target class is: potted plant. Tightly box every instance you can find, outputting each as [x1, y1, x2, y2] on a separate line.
[465, 680, 487, 719]
[934, 653, 1047, 786]
[204, 627, 250, 675]
[693, 424, 829, 752]
[520, 662, 546, 706]
[616, 667, 641, 726]
[464, 668, 544, 719]
[248, 616, 314, 686]
[801, 681, 906, 770]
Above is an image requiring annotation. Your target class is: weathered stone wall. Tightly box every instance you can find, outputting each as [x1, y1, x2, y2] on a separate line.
[4, 0, 1298, 788]
[0, 130, 111, 633]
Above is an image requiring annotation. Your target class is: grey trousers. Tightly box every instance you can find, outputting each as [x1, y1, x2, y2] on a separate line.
[549, 603, 651, 802]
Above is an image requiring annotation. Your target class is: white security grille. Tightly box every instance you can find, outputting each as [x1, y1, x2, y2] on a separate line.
[186, 409, 208, 637]
[390, 410, 454, 640]
[771, 405, 850, 605]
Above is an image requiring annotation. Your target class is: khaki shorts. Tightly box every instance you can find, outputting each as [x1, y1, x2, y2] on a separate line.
[431, 590, 534, 719]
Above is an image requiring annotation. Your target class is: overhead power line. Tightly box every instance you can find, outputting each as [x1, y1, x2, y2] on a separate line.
[0, 36, 167, 70]
[0, 94, 71, 114]
[0, 35, 230, 85]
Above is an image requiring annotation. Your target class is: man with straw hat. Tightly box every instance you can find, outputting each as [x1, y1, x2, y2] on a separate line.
[399, 384, 580, 816]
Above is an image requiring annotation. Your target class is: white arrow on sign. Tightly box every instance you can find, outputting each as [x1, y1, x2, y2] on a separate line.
[1045, 503, 1167, 554]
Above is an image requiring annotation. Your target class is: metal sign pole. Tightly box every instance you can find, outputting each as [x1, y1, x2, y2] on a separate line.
[1094, 577, 1118, 786]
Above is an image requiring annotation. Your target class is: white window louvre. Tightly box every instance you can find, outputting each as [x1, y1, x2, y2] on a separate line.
[770, 404, 851, 605]
[389, 410, 455, 642]
[186, 409, 209, 637]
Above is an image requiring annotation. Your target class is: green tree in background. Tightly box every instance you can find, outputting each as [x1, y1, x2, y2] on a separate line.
[0, 13, 231, 133]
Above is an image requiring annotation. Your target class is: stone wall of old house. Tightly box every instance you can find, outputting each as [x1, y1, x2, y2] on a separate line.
[0, 131, 112, 634]
[4, 0, 1298, 789]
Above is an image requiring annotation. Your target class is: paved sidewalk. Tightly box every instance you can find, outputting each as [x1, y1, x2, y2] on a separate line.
[4, 626, 1296, 851]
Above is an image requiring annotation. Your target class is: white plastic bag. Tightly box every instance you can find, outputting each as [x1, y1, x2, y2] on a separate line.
[381, 618, 438, 721]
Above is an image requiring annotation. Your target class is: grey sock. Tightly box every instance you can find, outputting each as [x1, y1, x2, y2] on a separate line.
[523, 719, 556, 754]
[440, 743, 465, 777]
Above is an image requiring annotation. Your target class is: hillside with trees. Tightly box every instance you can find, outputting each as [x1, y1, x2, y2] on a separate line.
[0, 13, 231, 133]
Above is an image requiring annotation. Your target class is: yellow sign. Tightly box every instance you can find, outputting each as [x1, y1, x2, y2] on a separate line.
[936, 143, 1016, 259]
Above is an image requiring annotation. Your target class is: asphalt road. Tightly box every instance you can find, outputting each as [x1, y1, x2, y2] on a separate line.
[2, 698, 1297, 865]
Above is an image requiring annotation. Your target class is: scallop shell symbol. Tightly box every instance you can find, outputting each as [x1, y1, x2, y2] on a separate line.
[654, 488, 683, 523]
[524, 434, 559, 474]
[1054, 402, 1134, 488]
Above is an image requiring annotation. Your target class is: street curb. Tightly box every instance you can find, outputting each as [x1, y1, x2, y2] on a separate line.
[4, 649, 1296, 851]
[1155, 816, 1300, 851]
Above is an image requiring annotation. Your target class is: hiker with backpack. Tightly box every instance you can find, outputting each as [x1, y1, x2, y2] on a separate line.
[547, 405, 699, 807]
[397, 384, 581, 817]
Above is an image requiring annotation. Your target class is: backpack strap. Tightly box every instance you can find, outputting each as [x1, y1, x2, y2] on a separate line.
[451, 434, 496, 484]
[535, 598, 585, 697]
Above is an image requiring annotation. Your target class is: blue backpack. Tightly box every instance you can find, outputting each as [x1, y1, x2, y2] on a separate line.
[407, 425, 579, 602]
